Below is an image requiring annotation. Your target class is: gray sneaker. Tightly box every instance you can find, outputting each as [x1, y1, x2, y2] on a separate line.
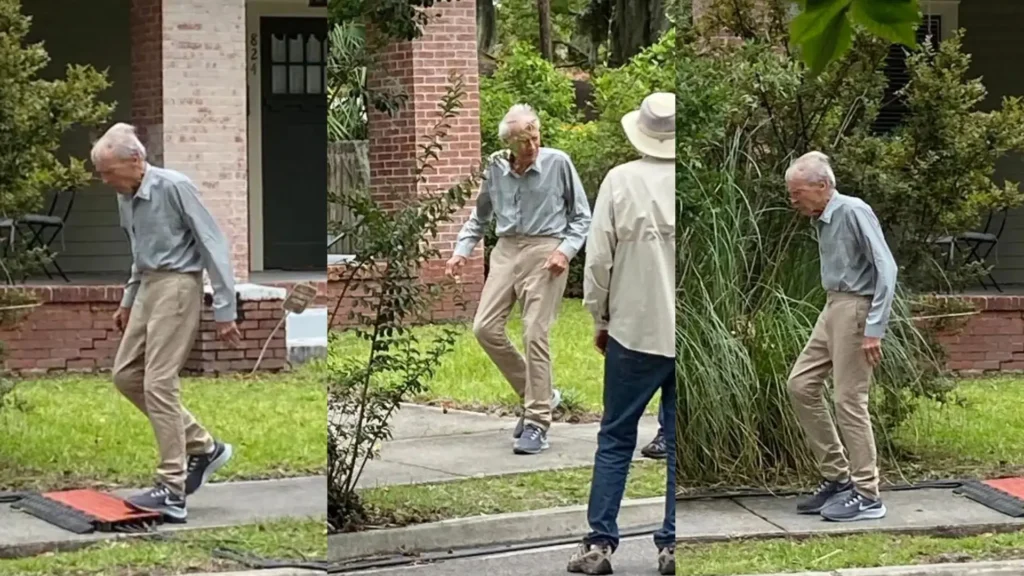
[821, 491, 887, 522]
[513, 388, 562, 440]
[185, 440, 234, 495]
[126, 483, 186, 522]
[513, 423, 550, 455]
[796, 478, 854, 514]
[567, 542, 613, 574]
[658, 546, 675, 575]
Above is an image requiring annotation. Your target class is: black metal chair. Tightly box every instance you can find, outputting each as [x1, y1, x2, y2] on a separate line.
[933, 208, 1008, 292]
[17, 187, 77, 282]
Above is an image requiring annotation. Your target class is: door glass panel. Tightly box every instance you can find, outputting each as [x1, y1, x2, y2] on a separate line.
[271, 34, 287, 63]
[289, 34, 304, 63]
[289, 65, 305, 94]
[306, 36, 322, 63]
[271, 65, 287, 94]
[306, 65, 322, 94]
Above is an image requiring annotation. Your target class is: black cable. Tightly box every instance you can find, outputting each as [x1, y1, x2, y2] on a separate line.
[0, 491, 25, 503]
[326, 525, 662, 573]
[325, 479, 970, 573]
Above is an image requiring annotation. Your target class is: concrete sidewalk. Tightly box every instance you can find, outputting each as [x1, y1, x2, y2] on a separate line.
[356, 403, 662, 489]
[0, 476, 325, 558]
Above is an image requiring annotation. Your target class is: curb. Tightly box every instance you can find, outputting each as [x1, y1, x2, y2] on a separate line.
[188, 570, 323, 576]
[737, 559, 1024, 576]
[327, 496, 666, 562]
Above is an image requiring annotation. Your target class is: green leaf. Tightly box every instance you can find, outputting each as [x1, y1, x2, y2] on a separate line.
[848, 0, 920, 47]
[800, 10, 854, 76]
[789, 0, 852, 45]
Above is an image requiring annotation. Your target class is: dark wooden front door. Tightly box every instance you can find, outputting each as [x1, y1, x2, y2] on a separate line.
[260, 16, 327, 271]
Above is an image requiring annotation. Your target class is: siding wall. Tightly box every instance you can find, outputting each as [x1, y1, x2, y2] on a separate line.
[25, 0, 134, 276]
[959, 1, 1024, 286]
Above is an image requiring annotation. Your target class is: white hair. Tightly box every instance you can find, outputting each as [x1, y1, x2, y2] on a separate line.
[90, 122, 147, 165]
[498, 104, 541, 142]
[785, 151, 836, 189]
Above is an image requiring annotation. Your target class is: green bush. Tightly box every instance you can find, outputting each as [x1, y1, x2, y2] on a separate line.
[479, 42, 579, 156]
[674, 0, 1024, 485]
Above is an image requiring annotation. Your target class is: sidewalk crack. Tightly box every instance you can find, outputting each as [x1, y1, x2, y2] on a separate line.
[730, 497, 789, 534]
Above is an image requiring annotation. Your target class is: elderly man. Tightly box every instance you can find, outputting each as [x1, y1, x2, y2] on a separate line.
[568, 92, 676, 576]
[91, 123, 240, 521]
[785, 151, 897, 523]
[446, 104, 592, 455]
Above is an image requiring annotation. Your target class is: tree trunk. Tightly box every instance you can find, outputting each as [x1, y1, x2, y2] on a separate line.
[537, 0, 553, 60]
[476, 0, 496, 55]
[609, 0, 668, 67]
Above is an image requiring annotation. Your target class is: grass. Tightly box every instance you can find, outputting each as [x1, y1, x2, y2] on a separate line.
[0, 518, 326, 576]
[894, 377, 1024, 480]
[332, 299, 660, 418]
[675, 531, 1024, 575]
[358, 460, 667, 526]
[0, 370, 326, 491]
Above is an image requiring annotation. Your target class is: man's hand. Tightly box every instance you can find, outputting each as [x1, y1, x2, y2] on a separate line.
[863, 336, 883, 367]
[445, 255, 467, 280]
[217, 321, 243, 348]
[112, 307, 131, 332]
[595, 329, 609, 356]
[543, 250, 569, 276]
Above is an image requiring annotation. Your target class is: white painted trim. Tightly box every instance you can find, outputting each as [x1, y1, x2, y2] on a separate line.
[245, 0, 327, 272]
[921, 0, 960, 40]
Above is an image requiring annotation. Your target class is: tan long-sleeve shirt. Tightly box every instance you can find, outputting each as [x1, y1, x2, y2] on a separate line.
[583, 156, 675, 358]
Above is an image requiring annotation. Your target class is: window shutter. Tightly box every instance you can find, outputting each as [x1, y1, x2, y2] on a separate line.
[872, 15, 942, 134]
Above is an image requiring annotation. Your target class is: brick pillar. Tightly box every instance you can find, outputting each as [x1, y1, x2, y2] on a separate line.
[366, 1, 484, 317]
[130, 0, 164, 165]
[129, 0, 249, 282]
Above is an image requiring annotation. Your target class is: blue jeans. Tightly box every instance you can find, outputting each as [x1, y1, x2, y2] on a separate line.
[586, 337, 676, 550]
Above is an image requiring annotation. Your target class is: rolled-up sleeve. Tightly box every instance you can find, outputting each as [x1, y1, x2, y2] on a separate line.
[853, 206, 898, 338]
[583, 176, 615, 331]
[172, 180, 237, 323]
[557, 157, 592, 260]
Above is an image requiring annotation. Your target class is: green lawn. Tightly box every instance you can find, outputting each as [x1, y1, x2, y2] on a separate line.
[333, 299, 661, 417]
[0, 518, 326, 576]
[896, 377, 1024, 480]
[676, 531, 1024, 575]
[360, 460, 667, 526]
[0, 370, 326, 491]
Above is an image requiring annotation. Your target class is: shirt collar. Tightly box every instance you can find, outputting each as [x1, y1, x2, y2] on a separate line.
[134, 164, 154, 201]
[817, 190, 842, 224]
[503, 150, 543, 177]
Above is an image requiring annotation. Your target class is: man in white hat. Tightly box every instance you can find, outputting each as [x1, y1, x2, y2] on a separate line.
[446, 104, 592, 456]
[568, 92, 676, 575]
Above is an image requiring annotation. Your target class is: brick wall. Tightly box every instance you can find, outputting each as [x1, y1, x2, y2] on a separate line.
[127, 0, 249, 282]
[937, 295, 1024, 373]
[0, 287, 286, 375]
[329, 1, 484, 330]
[130, 0, 164, 165]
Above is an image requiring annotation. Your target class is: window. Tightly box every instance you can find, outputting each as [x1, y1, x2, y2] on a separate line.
[872, 15, 942, 134]
[270, 31, 326, 96]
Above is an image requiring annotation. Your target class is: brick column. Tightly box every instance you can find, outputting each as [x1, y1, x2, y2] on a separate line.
[366, 1, 484, 318]
[129, 0, 250, 282]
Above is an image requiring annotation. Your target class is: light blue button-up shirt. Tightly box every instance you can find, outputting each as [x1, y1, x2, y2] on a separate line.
[454, 147, 592, 259]
[117, 165, 236, 323]
[815, 191, 898, 338]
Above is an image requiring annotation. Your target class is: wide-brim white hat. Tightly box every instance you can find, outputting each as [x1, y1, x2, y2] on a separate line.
[621, 92, 675, 160]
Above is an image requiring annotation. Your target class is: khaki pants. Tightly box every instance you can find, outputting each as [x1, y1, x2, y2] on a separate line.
[473, 236, 568, 431]
[787, 291, 879, 499]
[112, 271, 213, 497]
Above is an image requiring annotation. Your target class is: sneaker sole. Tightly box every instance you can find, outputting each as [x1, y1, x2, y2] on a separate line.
[822, 504, 887, 522]
[641, 447, 667, 460]
[187, 443, 234, 496]
[796, 488, 854, 515]
[513, 440, 550, 455]
[127, 501, 187, 523]
[566, 560, 613, 575]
